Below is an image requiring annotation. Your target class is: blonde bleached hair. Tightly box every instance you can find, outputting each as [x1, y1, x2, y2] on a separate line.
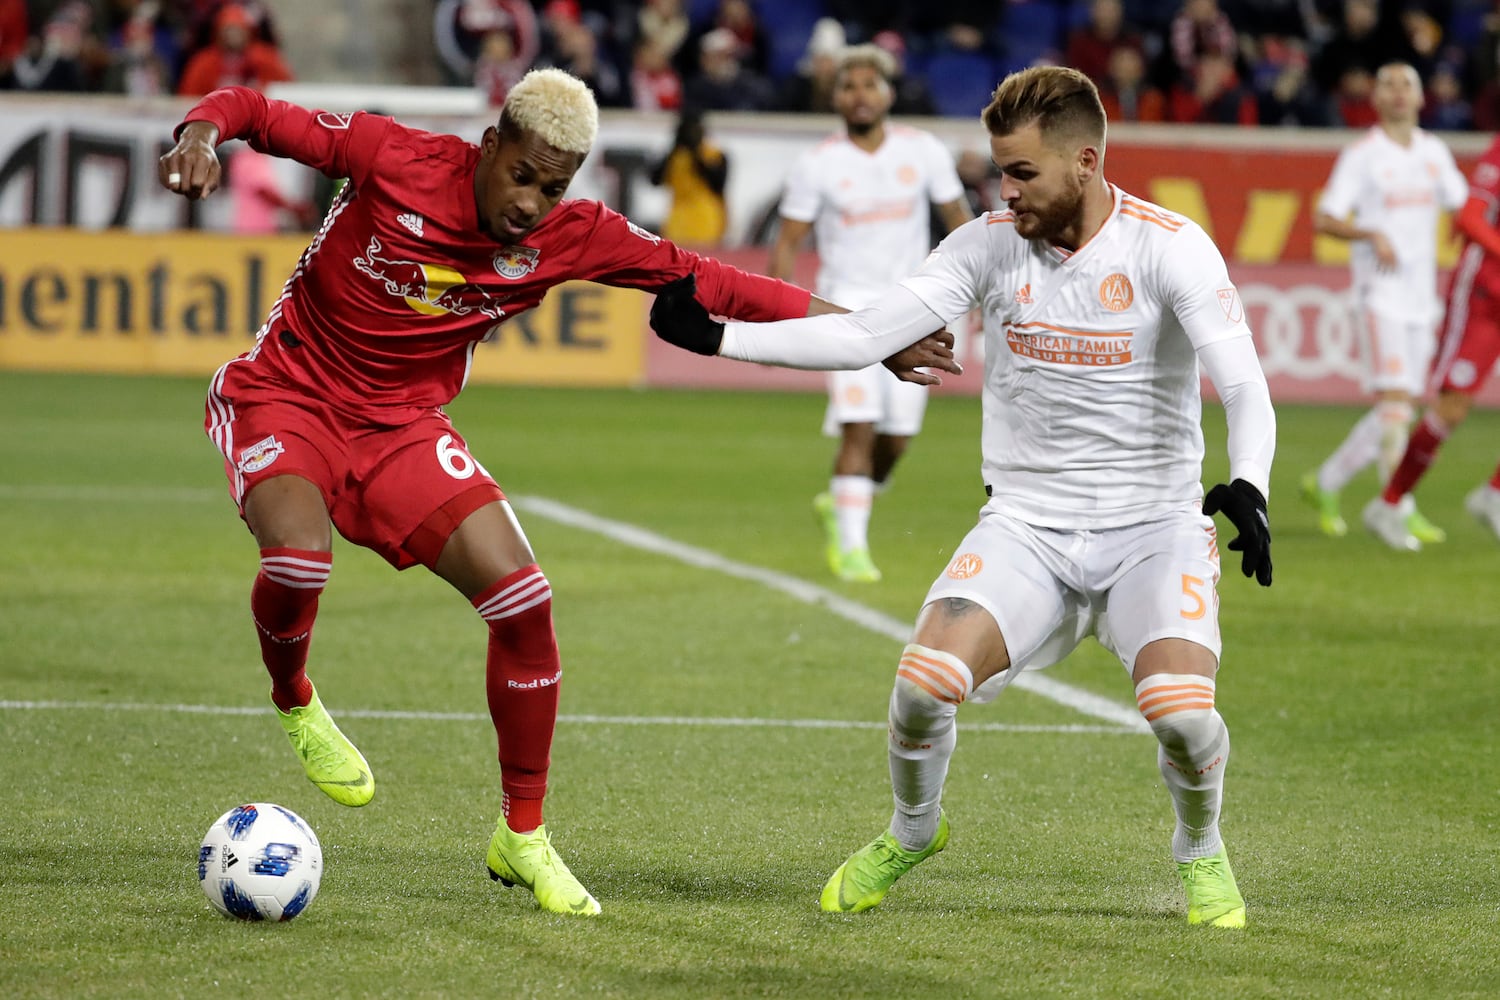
[836, 44, 896, 85]
[500, 68, 599, 154]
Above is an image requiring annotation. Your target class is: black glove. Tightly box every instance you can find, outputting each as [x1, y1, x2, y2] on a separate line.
[1203, 479, 1272, 587]
[649, 274, 724, 356]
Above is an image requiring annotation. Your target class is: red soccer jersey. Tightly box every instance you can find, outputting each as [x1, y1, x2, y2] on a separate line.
[181, 87, 811, 414]
[1456, 136, 1500, 301]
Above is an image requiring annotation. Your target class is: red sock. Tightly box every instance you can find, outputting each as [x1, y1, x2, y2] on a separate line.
[1489, 462, 1500, 491]
[1382, 413, 1447, 504]
[475, 565, 559, 834]
[252, 548, 331, 713]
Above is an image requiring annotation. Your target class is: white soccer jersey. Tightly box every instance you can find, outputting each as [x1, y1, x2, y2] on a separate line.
[779, 125, 965, 305]
[1317, 126, 1468, 321]
[899, 186, 1253, 530]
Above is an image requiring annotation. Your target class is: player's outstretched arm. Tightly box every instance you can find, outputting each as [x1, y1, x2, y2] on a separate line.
[650, 274, 960, 380]
[159, 121, 222, 201]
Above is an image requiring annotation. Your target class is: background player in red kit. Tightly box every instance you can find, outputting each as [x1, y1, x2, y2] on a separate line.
[158, 67, 957, 916]
[1365, 133, 1500, 547]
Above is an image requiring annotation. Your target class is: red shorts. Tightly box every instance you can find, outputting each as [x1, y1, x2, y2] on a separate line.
[1432, 286, 1500, 397]
[205, 356, 503, 570]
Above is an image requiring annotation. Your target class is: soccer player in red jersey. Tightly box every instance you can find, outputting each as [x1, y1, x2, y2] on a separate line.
[1364, 133, 1500, 548]
[158, 67, 957, 916]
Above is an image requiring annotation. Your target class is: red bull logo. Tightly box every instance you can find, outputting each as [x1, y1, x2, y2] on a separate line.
[493, 245, 540, 279]
[354, 236, 508, 319]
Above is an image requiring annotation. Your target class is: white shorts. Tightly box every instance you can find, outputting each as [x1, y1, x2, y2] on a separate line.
[1359, 305, 1436, 395]
[823, 363, 928, 437]
[925, 504, 1223, 703]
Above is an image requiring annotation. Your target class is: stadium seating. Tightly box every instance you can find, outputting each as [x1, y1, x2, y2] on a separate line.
[924, 48, 1000, 119]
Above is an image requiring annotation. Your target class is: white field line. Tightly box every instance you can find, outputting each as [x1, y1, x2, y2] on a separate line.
[0, 700, 1133, 735]
[0, 483, 1148, 733]
[516, 496, 1148, 734]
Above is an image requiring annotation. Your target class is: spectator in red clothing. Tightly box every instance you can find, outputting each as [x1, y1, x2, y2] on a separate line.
[1334, 66, 1380, 127]
[176, 2, 291, 96]
[1101, 46, 1167, 122]
[1169, 51, 1257, 124]
[630, 36, 681, 111]
[1066, 0, 1145, 86]
[0, 0, 28, 83]
[1168, 0, 1238, 85]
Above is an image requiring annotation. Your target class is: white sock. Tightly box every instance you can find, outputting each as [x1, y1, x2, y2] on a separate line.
[831, 475, 875, 553]
[1318, 407, 1383, 493]
[1135, 674, 1230, 862]
[1376, 400, 1414, 484]
[888, 645, 973, 851]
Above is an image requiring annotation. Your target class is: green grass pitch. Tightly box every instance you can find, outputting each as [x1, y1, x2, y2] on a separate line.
[1, 370, 1496, 998]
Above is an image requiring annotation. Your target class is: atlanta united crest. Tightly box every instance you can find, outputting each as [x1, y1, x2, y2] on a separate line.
[494, 245, 540, 279]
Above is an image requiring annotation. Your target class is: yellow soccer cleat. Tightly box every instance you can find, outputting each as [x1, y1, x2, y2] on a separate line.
[1178, 846, 1246, 928]
[486, 821, 601, 916]
[813, 492, 842, 575]
[1299, 471, 1347, 538]
[276, 684, 374, 807]
[834, 546, 883, 583]
[1405, 505, 1446, 545]
[820, 813, 949, 913]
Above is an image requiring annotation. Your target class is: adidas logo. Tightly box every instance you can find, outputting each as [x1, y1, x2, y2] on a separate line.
[396, 212, 424, 238]
[1014, 283, 1033, 305]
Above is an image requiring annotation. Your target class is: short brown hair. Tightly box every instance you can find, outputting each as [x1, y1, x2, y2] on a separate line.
[982, 66, 1106, 151]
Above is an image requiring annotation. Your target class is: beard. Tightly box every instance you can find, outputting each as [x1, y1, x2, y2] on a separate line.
[845, 116, 880, 138]
[1012, 174, 1086, 246]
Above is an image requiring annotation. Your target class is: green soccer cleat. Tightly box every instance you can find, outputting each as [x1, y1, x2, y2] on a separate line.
[486, 821, 601, 916]
[1405, 506, 1446, 544]
[813, 492, 841, 575]
[1299, 471, 1347, 538]
[820, 813, 949, 913]
[276, 685, 374, 807]
[1178, 846, 1246, 928]
[834, 546, 883, 583]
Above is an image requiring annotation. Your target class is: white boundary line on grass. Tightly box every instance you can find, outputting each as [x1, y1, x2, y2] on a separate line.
[0, 700, 1134, 735]
[515, 496, 1148, 734]
[0, 483, 1147, 734]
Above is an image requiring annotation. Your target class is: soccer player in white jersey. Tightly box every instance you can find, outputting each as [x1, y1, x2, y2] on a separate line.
[649, 66, 1275, 928]
[769, 44, 972, 583]
[1301, 63, 1468, 548]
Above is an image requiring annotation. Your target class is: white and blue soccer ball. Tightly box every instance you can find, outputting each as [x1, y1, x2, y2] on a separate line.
[198, 803, 322, 921]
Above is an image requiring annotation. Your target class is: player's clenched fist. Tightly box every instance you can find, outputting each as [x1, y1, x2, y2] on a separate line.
[159, 121, 223, 200]
[650, 274, 724, 356]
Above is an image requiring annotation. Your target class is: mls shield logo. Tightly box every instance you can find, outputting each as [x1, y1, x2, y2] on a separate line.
[494, 245, 540, 279]
[1217, 287, 1244, 324]
[316, 112, 354, 130]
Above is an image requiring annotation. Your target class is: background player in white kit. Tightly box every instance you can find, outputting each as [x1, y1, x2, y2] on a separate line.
[650, 66, 1275, 928]
[1301, 63, 1467, 547]
[769, 44, 972, 583]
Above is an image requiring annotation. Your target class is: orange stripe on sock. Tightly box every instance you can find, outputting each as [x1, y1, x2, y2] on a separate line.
[902, 652, 966, 694]
[1136, 683, 1214, 705]
[897, 667, 957, 704]
[1142, 699, 1217, 722]
[1137, 687, 1215, 714]
[1137, 690, 1215, 714]
[898, 659, 966, 703]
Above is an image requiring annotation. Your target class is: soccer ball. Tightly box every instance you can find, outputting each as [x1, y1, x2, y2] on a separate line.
[198, 803, 322, 921]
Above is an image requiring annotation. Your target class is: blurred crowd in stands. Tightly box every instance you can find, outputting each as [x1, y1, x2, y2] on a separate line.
[9, 0, 1500, 132]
